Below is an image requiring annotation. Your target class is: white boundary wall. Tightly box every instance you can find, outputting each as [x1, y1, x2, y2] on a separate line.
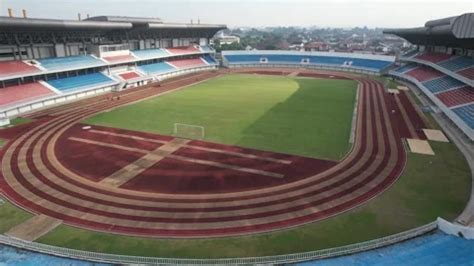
[227, 62, 382, 75]
[438, 217, 474, 239]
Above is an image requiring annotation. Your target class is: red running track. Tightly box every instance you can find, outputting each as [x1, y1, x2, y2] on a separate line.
[0, 69, 410, 238]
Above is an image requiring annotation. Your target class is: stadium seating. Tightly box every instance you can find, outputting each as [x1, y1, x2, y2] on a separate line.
[38, 55, 105, 71]
[138, 62, 176, 75]
[131, 48, 169, 60]
[437, 86, 474, 107]
[438, 56, 474, 72]
[393, 63, 419, 73]
[202, 55, 218, 65]
[297, 231, 474, 266]
[224, 53, 392, 71]
[0, 60, 41, 79]
[452, 104, 474, 129]
[224, 54, 263, 64]
[166, 46, 201, 55]
[118, 71, 141, 80]
[415, 52, 453, 63]
[102, 54, 135, 64]
[268, 54, 306, 63]
[167, 58, 207, 69]
[348, 58, 393, 70]
[0, 82, 56, 108]
[422, 75, 465, 93]
[405, 65, 445, 82]
[457, 67, 474, 80]
[46, 72, 116, 92]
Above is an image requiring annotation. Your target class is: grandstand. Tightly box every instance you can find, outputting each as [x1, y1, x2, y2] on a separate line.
[222, 51, 394, 73]
[0, 15, 223, 121]
[385, 13, 474, 140]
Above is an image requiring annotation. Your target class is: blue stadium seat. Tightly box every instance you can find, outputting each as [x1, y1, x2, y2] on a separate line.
[46, 72, 116, 92]
[452, 104, 474, 129]
[350, 58, 393, 70]
[309, 56, 347, 65]
[438, 56, 474, 72]
[138, 62, 176, 75]
[224, 53, 392, 71]
[224, 54, 263, 63]
[131, 49, 169, 60]
[297, 231, 474, 266]
[202, 55, 217, 65]
[422, 75, 465, 93]
[38, 55, 105, 71]
[267, 54, 306, 63]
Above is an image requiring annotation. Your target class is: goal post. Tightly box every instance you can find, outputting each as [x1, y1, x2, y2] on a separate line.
[173, 123, 205, 140]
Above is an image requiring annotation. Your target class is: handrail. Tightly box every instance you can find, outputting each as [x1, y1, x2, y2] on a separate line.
[0, 222, 437, 265]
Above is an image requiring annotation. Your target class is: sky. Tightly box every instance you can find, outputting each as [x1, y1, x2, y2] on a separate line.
[0, 0, 472, 28]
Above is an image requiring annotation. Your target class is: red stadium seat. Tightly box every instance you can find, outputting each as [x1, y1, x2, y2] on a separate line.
[436, 86, 474, 108]
[457, 67, 474, 80]
[0, 60, 41, 78]
[405, 66, 445, 82]
[0, 82, 56, 108]
[415, 53, 453, 63]
[119, 71, 141, 80]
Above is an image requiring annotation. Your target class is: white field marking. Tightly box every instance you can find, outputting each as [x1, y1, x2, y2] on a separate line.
[86, 129, 291, 164]
[68, 137, 284, 178]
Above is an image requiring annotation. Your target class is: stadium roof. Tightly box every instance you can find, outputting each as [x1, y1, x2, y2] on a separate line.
[0, 15, 226, 34]
[383, 13, 474, 49]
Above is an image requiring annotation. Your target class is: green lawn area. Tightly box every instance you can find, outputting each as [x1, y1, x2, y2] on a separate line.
[84, 74, 357, 160]
[37, 141, 470, 258]
[9, 117, 32, 126]
[0, 139, 4, 148]
[0, 197, 33, 233]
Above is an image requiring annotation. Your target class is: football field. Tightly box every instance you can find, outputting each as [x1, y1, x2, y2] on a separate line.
[85, 74, 357, 160]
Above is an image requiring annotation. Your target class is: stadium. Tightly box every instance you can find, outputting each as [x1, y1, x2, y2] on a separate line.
[0, 4, 473, 265]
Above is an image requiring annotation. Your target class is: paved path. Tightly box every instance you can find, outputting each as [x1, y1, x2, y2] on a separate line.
[6, 215, 62, 241]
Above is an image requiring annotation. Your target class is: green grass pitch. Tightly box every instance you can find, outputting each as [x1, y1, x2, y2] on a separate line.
[85, 74, 358, 160]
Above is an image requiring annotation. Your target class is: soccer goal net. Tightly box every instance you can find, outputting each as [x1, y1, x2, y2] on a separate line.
[173, 123, 205, 140]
